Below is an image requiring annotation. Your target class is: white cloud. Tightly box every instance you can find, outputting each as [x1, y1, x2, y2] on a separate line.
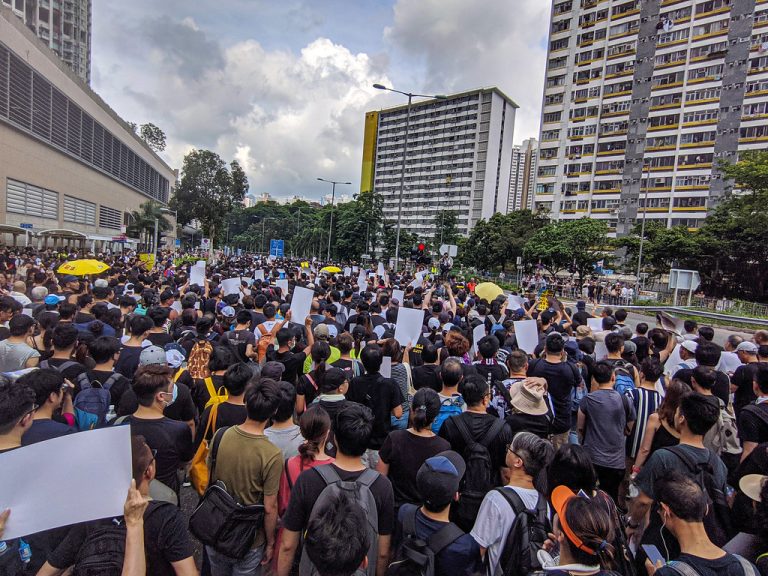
[383, 0, 549, 142]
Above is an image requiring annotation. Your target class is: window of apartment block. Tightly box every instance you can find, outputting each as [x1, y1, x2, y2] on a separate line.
[680, 130, 716, 144]
[695, 0, 731, 14]
[63, 195, 96, 225]
[685, 87, 721, 101]
[6, 179, 58, 219]
[682, 109, 719, 123]
[657, 28, 689, 45]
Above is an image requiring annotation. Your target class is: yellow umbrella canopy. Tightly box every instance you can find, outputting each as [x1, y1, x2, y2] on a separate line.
[320, 266, 341, 273]
[474, 282, 503, 302]
[57, 259, 111, 276]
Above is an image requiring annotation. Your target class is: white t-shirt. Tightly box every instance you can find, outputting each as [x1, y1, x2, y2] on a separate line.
[254, 320, 278, 340]
[717, 351, 742, 375]
[470, 485, 549, 574]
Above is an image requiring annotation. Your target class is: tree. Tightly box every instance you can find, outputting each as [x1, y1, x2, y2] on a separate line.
[460, 210, 547, 271]
[525, 217, 610, 279]
[139, 123, 166, 152]
[171, 149, 249, 253]
[126, 201, 171, 252]
[720, 150, 768, 195]
[381, 221, 418, 262]
[433, 210, 460, 247]
[616, 221, 699, 285]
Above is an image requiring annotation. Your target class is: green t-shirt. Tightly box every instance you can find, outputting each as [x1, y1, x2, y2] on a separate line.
[209, 426, 283, 547]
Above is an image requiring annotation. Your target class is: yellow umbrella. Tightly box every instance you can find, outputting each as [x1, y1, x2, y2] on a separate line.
[57, 259, 111, 276]
[474, 282, 503, 302]
[320, 266, 341, 274]
[300, 261, 310, 269]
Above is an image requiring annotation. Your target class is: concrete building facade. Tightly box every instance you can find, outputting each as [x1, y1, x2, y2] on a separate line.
[0, 6, 175, 251]
[535, 0, 768, 236]
[508, 138, 538, 211]
[1, 0, 90, 84]
[361, 87, 518, 238]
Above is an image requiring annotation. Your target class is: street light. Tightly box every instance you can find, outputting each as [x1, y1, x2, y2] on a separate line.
[153, 207, 177, 255]
[260, 217, 277, 255]
[373, 83, 448, 272]
[317, 177, 351, 263]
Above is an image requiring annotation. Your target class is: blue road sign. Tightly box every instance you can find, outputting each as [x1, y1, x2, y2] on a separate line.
[270, 239, 284, 257]
[19, 223, 33, 229]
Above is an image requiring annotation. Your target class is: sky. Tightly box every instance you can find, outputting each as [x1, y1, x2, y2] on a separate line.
[91, 0, 550, 201]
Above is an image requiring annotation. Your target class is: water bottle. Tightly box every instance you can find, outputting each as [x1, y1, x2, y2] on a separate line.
[18, 539, 31, 564]
[0, 541, 8, 557]
[106, 404, 116, 423]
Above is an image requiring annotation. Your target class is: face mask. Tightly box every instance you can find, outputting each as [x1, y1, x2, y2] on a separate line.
[163, 383, 178, 407]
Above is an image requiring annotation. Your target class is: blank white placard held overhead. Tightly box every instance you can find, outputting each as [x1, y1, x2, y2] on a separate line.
[289, 286, 314, 324]
[254, 269, 265, 281]
[189, 263, 205, 286]
[513, 319, 539, 355]
[0, 426, 132, 539]
[471, 323, 486, 358]
[392, 289, 405, 304]
[276, 279, 289, 295]
[394, 306, 425, 347]
[587, 317, 603, 332]
[221, 278, 241, 296]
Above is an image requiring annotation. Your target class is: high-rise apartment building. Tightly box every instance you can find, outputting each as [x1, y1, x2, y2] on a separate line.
[1, 0, 90, 84]
[508, 138, 538, 211]
[361, 88, 518, 238]
[536, 0, 767, 236]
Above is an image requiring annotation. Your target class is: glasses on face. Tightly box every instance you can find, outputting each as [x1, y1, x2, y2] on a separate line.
[145, 449, 158, 475]
[22, 404, 39, 420]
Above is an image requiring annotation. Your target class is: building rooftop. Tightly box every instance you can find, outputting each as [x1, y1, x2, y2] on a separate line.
[371, 86, 519, 115]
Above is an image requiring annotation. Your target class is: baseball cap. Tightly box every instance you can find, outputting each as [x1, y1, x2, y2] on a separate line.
[313, 324, 330, 340]
[327, 325, 338, 339]
[165, 348, 185, 369]
[623, 340, 637, 354]
[61, 275, 78, 284]
[427, 317, 440, 330]
[263, 361, 285, 380]
[139, 345, 168, 367]
[94, 278, 109, 288]
[44, 295, 60, 306]
[221, 306, 236, 318]
[416, 451, 466, 510]
[736, 341, 758, 354]
[681, 340, 698, 353]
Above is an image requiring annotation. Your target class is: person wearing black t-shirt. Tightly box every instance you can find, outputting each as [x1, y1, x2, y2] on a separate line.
[528, 332, 581, 449]
[412, 343, 442, 392]
[19, 369, 75, 446]
[119, 364, 194, 496]
[40, 436, 196, 576]
[115, 315, 154, 380]
[674, 341, 731, 407]
[40, 323, 88, 383]
[145, 306, 175, 348]
[194, 362, 250, 449]
[80, 335, 131, 407]
[738, 364, 768, 463]
[274, 313, 314, 387]
[277, 402, 395, 576]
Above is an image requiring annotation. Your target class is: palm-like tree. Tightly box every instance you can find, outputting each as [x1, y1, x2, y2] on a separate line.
[127, 201, 172, 251]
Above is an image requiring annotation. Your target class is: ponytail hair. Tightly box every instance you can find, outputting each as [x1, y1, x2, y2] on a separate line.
[561, 494, 616, 570]
[298, 406, 331, 468]
[410, 388, 440, 432]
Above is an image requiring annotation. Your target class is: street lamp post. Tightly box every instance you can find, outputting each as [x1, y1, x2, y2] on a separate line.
[373, 84, 447, 272]
[317, 178, 351, 263]
[636, 163, 651, 293]
[153, 207, 177, 256]
[261, 217, 276, 255]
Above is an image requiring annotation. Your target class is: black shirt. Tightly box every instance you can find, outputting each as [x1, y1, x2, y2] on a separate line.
[282, 463, 395, 535]
[146, 332, 175, 348]
[122, 416, 194, 494]
[190, 374, 225, 414]
[275, 349, 307, 387]
[379, 429, 451, 507]
[732, 363, 762, 414]
[572, 310, 592, 327]
[413, 364, 442, 392]
[527, 358, 580, 433]
[47, 501, 193, 576]
[438, 412, 514, 486]
[506, 412, 552, 439]
[347, 372, 404, 450]
[737, 402, 768, 445]
[194, 402, 247, 448]
[114, 345, 144, 380]
[22, 418, 75, 445]
[40, 357, 88, 382]
[674, 367, 731, 407]
[297, 371, 321, 406]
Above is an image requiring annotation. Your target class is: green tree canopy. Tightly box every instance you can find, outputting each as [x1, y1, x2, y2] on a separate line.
[525, 217, 610, 279]
[460, 210, 548, 271]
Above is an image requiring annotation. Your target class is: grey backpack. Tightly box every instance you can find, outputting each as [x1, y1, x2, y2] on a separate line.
[299, 466, 379, 576]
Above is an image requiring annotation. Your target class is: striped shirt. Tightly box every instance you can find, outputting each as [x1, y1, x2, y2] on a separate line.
[626, 387, 661, 458]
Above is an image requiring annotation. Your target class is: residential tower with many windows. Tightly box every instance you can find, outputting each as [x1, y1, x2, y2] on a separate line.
[361, 88, 518, 238]
[536, 0, 768, 236]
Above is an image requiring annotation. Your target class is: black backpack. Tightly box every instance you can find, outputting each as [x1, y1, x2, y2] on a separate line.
[494, 489, 551, 576]
[73, 502, 173, 576]
[386, 504, 465, 576]
[664, 446, 734, 546]
[450, 415, 505, 532]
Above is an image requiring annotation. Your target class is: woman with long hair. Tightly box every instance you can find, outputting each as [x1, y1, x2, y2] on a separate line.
[381, 338, 411, 430]
[296, 341, 331, 415]
[376, 388, 450, 510]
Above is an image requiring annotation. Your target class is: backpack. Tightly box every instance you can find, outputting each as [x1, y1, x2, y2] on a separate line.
[201, 376, 228, 410]
[188, 339, 214, 379]
[664, 445, 734, 546]
[665, 554, 757, 576]
[493, 488, 551, 576]
[256, 324, 275, 364]
[73, 502, 173, 576]
[225, 330, 251, 363]
[451, 415, 505, 533]
[73, 372, 121, 431]
[39, 359, 79, 374]
[432, 395, 465, 434]
[703, 398, 742, 457]
[299, 466, 380, 576]
[611, 359, 636, 396]
[386, 504, 465, 576]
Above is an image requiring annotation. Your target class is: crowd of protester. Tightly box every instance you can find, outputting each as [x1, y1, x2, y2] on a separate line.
[0, 247, 767, 576]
